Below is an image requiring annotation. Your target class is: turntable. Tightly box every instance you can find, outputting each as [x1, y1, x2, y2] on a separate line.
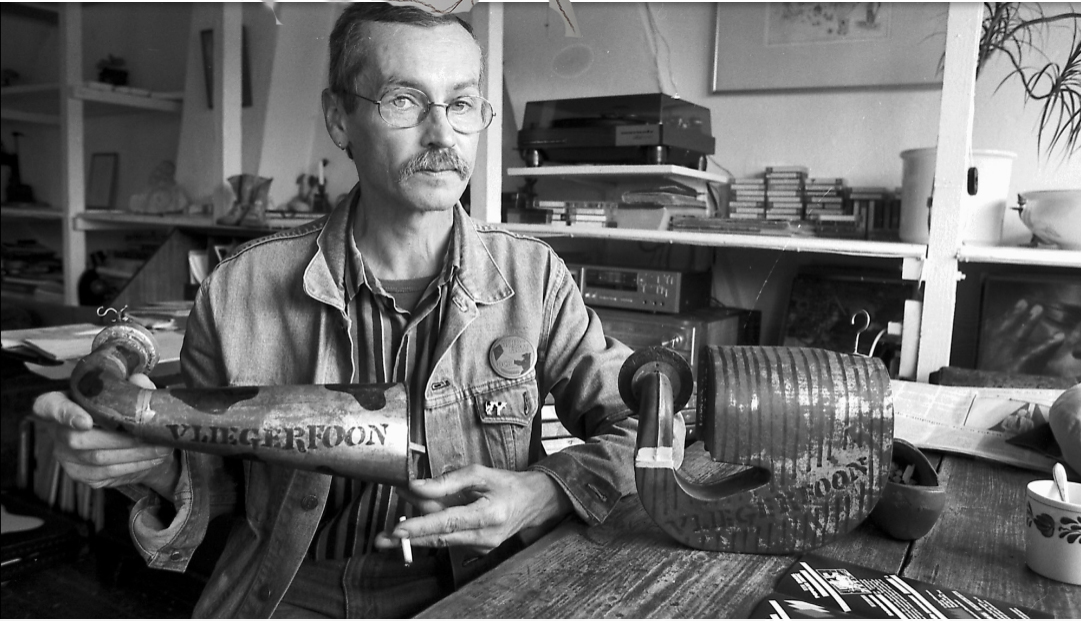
[517, 93, 714, 170]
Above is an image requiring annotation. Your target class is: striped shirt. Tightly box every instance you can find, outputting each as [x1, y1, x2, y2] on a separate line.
[308, 215, 454, 561]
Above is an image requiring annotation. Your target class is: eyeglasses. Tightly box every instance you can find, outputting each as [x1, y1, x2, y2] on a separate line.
[349, 87, 495, 134]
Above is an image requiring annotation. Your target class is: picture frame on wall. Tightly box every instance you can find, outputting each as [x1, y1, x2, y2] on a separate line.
[976, 274, 1081, 381]
[86, 152, 118, 210]
[712, 3, 947, 93]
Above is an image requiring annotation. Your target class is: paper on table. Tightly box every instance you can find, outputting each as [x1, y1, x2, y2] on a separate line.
[2, 324, 103, 361]
[19, 328, 186, 380]
[890, 380, 1063, 472]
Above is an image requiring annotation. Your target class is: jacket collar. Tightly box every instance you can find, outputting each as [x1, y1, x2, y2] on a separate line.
[303, 185, 512, 310]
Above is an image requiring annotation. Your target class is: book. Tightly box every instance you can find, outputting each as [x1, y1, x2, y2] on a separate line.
[751, 554, 1050, 619]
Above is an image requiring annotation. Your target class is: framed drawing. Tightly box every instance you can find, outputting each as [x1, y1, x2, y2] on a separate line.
[86, 152, 118, 210]
[712, 3, 947, 93]
[977, 274, 1081, 381]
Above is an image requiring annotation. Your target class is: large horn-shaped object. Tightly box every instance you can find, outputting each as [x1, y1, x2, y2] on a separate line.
[69, 322, 415, 485]
[622, 345, 893, 553]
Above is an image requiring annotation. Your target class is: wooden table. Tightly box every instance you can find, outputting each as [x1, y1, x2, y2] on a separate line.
[420, 445, 1080, 619]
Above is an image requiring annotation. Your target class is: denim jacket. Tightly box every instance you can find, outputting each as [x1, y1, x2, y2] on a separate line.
[124, 191, 638, 617]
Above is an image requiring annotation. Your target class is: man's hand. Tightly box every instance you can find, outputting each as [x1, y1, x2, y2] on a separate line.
[31, 373, 180, 500]
[374, 465, 572, 555]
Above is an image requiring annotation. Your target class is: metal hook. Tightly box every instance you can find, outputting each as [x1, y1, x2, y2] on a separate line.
[96, 305, 130, 324]
[850, 309, 871, 356]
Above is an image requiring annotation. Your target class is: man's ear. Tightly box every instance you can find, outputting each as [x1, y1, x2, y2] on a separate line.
[322, 88, 348, 148]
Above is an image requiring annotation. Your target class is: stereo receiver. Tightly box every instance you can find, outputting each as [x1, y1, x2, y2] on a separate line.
[567, 264, 710, 314]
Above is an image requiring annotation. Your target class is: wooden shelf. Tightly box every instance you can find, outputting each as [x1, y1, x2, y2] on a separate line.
[0, 84, 61, 124]
[957, 244, 1081, 268]
[507, 164, 730, 185]
[74, 211, 319, 234]
[0, 206, 64, 221]
[72, 84, 183, 114]
[1, 82, 182, 123]
[500, 223, 926, 260]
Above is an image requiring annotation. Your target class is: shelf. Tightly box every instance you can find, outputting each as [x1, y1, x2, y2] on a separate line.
[0, 84, 60, 124]
[957, 244, 1081, 268]
[72, 84, 183, 114]
[74, 211, 320, 234]
[500, 223, 926, 260]
[507, 164, 730, 185]
[1, 83, 182, 122]
[1, 206, 63, 220]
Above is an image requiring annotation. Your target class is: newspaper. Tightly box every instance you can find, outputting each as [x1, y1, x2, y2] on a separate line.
[890, 380, 1066, 473]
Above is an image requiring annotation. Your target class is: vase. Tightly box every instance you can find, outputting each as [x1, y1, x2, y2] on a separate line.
[899, 147, 1016, 244]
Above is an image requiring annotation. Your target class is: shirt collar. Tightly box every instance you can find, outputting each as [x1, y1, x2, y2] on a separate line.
[303, 185, 512, 310]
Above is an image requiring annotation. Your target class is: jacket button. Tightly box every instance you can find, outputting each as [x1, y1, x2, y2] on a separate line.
[257, 584, 273, 602]
[169, 550, 183, 562]
[301, 494, 319, 511]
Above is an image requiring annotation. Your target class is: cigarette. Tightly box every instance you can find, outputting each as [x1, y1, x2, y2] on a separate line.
[409, 441, 427, 455]
[399, 516, 413, 566]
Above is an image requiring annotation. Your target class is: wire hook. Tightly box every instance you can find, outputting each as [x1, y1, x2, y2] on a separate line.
[96, 305, 130, 324]
[850, 309, 871, 356]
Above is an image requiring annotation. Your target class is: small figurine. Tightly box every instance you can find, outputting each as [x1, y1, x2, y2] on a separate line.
[129, 161, 190, 215]
[285, 173, 318, 213]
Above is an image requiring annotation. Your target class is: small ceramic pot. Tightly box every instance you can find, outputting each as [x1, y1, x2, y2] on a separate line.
[870, 439, 946, 540]
[1025, 479, 1081, 585]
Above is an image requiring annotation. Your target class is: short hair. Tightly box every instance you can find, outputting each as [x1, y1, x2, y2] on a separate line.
[328, 3, 478, 114]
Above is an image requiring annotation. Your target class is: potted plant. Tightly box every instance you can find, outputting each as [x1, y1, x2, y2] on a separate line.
[973, 2, 1080, 163]
[900, 3, 1080, 245]
[974, 3, 1081, 248]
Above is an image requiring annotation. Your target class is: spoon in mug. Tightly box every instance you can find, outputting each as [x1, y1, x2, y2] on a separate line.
[1053, 463, 1070, 503]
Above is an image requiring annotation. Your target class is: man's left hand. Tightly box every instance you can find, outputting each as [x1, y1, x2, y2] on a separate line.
[374, 465, 572, 555]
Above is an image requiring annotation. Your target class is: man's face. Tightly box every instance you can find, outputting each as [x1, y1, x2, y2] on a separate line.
[345, 21, 483, 214]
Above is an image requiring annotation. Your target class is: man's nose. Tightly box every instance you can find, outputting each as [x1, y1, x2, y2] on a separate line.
[421, 104, 457, 147]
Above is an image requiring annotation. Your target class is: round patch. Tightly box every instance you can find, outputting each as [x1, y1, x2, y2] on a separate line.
[489, 336, 536, 379]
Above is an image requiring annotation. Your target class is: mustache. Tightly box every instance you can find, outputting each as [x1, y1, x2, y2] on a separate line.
[397, 149, 471, 183]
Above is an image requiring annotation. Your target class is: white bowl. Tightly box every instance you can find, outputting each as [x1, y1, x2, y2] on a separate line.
[1018, 190, 1081, 250]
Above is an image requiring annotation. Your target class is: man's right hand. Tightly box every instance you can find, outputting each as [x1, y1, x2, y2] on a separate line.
[31, 373, 180, 500]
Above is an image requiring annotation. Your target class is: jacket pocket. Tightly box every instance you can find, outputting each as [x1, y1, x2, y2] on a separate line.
[472, 376, 539, 471]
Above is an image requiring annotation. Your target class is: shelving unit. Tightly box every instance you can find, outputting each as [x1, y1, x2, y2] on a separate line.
[1, 3, 198, 307]
[480, 5, 1079, 383]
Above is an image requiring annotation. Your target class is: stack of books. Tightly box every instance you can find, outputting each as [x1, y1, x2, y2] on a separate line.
[0, 240, 64, 302]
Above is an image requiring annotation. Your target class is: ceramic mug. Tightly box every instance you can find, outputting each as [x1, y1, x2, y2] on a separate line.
[1025, 479, 1081, 585]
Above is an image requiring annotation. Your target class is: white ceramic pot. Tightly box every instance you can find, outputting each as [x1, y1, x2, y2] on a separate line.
[1018, 190, 1081, 250]
[899, 148, 1016, 244]
[1025, 479, 1081, 585]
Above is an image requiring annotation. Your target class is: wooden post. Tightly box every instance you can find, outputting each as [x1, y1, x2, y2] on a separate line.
[470, 3, 503, 224]
[916, 4, 981, 382]
[59, 4, 85, 306]
[212, 3, 243, 219]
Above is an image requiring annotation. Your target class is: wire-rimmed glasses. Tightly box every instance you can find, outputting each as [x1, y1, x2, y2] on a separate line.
[349, 87, 495, 134]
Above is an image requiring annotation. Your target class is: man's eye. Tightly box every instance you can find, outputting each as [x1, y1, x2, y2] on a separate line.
[387, 94, 421, 109]
[448, 98, 476, 114]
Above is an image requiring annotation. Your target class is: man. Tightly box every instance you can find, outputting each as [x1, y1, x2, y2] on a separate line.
[33, 4, 642, 617]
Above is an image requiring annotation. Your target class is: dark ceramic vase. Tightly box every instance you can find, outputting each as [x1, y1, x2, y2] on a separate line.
[870, 438, 946, 540]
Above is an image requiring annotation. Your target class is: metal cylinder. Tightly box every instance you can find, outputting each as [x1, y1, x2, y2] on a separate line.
[70, 323, 414, 486]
